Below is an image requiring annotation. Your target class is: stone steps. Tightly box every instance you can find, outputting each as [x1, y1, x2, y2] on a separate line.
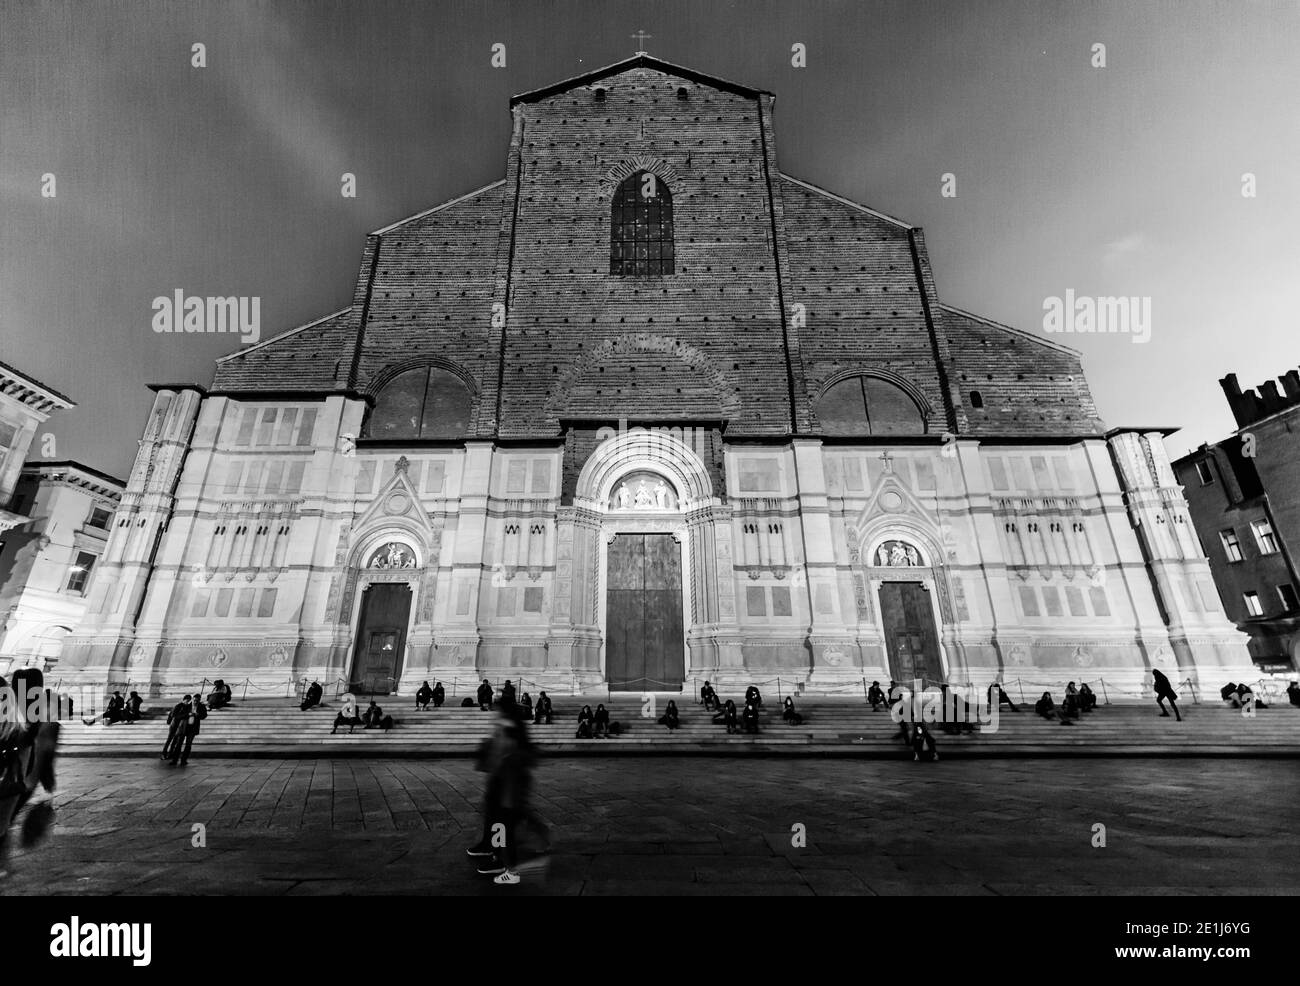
[53, 696, 1300, 757]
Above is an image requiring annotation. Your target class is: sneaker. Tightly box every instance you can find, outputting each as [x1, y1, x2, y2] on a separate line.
[494, 870, 520, 885]
[932, 753, 939, 761]
[477, 861, 507, 875]
[466, 844, 493, 858]
[913, 753, 919, 761]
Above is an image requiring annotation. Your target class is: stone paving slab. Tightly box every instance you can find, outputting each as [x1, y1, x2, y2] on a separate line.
[2, 757, 1297, 896]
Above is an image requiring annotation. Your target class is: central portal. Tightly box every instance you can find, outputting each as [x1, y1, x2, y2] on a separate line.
[605, 533, 684, 691]
[879, 580, 943, 685]
[349, 582, 412, 695]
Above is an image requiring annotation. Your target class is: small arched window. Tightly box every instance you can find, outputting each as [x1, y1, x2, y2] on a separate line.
[969, 390, 984, 409]
[367, 366, 473, 439]
[816, 376, 927, 435]
[593, 87, 606, 102]
[611, 170, 674, 276]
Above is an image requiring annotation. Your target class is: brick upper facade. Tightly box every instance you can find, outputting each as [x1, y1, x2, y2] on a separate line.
[211, 55, 1102, 442]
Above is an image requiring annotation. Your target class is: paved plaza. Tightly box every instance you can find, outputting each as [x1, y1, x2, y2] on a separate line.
[3, 756, 1297, 895]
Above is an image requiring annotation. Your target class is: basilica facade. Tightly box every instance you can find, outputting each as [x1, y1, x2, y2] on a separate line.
[60, 56, 1254, 697]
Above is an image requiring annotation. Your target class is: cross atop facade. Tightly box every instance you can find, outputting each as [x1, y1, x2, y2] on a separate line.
[879, 451, 895, 473]
[631, 29, 653, 53]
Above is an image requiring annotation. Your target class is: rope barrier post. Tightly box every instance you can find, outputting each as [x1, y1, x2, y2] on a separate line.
[1016, 679, 1025, 705]
[1100, 677, 1109, 706]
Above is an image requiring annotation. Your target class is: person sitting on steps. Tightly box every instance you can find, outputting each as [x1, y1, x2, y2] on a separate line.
[499, 680, 517, 711]
[713, 699, 740, 734]
[745, 685, 763, 709]
[362, 700, 394, 731]
[124, 691, 144, 723]
[575, 705, 594, 739]
[208, 679, 233, 710]
[700, 680, 721, 711]
[741, 700, 761, 734]
[1078, 683, 1097, 713]
[782, 696, 804, 725]
[1035, 691, 1057, 720]
[432, 681, 445, 708]
[593, 702, 611, 738]
[1288, 681, 1300, 708]
[416, 681, 434, 710]
[657, 700, 681, 731]
[867, 680, 889, 711]
[519, 692, 534, 722]
[300, 680, 323, 712]
[988, 681, 1020, 713]
[910, 722, 938, 762]
[533, 692, 554, 725]
[103, 692, 126, 725]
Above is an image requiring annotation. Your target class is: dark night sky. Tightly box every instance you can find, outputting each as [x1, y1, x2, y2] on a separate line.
[3, 0, 1297, 478]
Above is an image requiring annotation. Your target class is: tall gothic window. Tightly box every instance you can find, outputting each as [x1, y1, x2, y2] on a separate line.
[611, 170, 674, 275]
[367, 366, 473, 439]
[816, 375, 928, 435]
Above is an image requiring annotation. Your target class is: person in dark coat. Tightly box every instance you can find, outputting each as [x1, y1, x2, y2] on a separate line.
[1152, 668, 1181, 721]
[477, 679, 494, 712]
[533, 692, 553, 725]
[657, 700, 681, 731]
[499, 680, 517, 711]
[300, 680, 323, 712]
[910, 722, 938, 762]
[432, 682, 446, 708]
[207, 679, 232, 710]
[745, 685, 763, 709]
[1287, 681, 1300, 708]
[103, 692, 126, 725]
[988, 681, 1019, 713]
[1035, 692, 1057, 720]
[713, 699, 740, 734]
[741, 700, 760, 734]
[700, 680, 720, 711]
[782, 696, 804, 725]
[0, 670, 61, 868]
[124, 692, 144, 722]
[1220, 682, 1239, 704]
[416, 681, 434, 710]
[471, 702, 549, 885]
[575, 705, 594, 739]
[1078, 683, 1097, 713]
[161, 696, 191, 760]
[170, 695, 207, 765]
[519, 692, 534, 721]
[867, 680, 889, 711]
[593, 703, 611, 737]
[1062, 682, 1082, 719]
[362, 700, 394, 731]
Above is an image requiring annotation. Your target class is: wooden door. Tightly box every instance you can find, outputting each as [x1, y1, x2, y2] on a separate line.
[606, 534, 684, 691]
[879, 581, 943, 686]
[349, 582, 412, 695]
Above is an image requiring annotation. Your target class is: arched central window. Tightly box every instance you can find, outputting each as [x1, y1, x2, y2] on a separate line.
[366, 366, 472, 439]
[817, 375, 928, 435]
[611, 170, 674, 275]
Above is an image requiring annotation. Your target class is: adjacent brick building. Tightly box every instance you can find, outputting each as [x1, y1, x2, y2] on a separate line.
[1172, 371, 1300, 671]
[60, 56, 1253, 697]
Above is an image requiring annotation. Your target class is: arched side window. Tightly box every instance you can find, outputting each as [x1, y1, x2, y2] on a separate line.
[366, 366, 473, 439]
[611, 170, 674, 275]
[816, 376, 928, 435]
